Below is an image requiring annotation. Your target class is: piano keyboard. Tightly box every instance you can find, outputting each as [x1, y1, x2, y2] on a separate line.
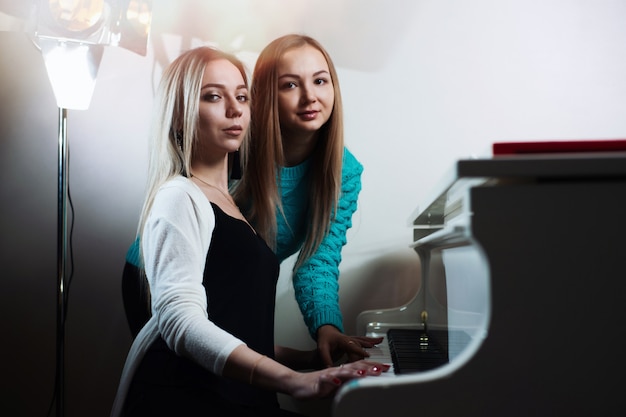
[365, 329, 471, 375]
[363, 333, 396, 376]
[387, 328, 449, 373]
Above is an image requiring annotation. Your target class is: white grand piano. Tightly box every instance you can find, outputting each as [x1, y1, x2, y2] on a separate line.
[333, 145, 626, 416]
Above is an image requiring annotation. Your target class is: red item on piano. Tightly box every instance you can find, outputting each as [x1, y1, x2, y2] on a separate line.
[492, 139, 626, 155]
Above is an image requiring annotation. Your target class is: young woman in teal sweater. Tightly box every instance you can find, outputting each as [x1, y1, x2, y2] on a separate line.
[232, 34, 382, 367]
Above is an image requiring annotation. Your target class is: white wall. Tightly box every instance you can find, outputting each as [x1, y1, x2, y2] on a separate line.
[1, 1, 625, 416]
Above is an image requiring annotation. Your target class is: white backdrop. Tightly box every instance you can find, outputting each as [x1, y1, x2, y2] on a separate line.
[1, 1, 625, 416]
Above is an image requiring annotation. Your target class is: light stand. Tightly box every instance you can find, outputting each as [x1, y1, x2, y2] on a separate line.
[26, 1, 152, 416]
[56, 105, 68, 417]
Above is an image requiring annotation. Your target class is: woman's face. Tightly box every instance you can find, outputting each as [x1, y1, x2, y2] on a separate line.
[196, 58, 250, 157]
[276, 44, 335, 139]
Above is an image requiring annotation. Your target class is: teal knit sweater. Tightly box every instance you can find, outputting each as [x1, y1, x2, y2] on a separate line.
[276, 147, 362, 337]
[125, 147, 362, 339]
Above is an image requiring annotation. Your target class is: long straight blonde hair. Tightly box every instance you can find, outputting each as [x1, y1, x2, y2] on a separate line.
[233, 34, 344, 270]
[137, 46, 249, 242]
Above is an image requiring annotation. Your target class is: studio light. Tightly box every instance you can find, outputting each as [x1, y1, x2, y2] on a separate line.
[31, 0, 153, 109]
[25, 2, 153, 417]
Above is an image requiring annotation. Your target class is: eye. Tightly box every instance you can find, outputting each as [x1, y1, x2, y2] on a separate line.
[280, 81, 297, 90]
[314, 77, 329, 86]
[202, 92, 221, 102]
[237, 93, 249, 103]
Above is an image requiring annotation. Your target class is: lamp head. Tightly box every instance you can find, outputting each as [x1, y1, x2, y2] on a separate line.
[33, 0, 152, 55]
[29, 0, 152, 110]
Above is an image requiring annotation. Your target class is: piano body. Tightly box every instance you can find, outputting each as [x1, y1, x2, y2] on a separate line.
[333, 152, 626, 416]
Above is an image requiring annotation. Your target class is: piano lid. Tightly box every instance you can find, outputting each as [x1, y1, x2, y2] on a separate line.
[410, 151, 626, 240]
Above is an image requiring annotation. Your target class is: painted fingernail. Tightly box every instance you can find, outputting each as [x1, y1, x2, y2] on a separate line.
[332, 377, 342, 385]
[357, 370, 365, 375]
[372, 366, 380, 372]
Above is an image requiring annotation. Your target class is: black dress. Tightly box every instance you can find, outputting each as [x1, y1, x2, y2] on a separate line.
[123, 204, 298, 417]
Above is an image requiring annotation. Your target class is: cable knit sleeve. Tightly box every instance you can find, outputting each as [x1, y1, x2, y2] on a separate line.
[292, 148, 363, 338]
[143, 178, 245, 375]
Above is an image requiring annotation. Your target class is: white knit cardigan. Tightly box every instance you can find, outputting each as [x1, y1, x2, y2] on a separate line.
[110, 176, 245, 417]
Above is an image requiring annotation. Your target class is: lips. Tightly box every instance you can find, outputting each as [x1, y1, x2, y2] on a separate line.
[298, 110, 319, 120]
[223, 125, 243, 135]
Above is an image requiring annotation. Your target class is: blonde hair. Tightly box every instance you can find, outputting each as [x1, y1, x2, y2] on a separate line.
[233, 34, 344, 270]
[137, 46, 249, 241]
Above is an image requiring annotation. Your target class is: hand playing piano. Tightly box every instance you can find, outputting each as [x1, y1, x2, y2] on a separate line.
[289, 360, 390, 400]
[316, 325, 385, 368]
